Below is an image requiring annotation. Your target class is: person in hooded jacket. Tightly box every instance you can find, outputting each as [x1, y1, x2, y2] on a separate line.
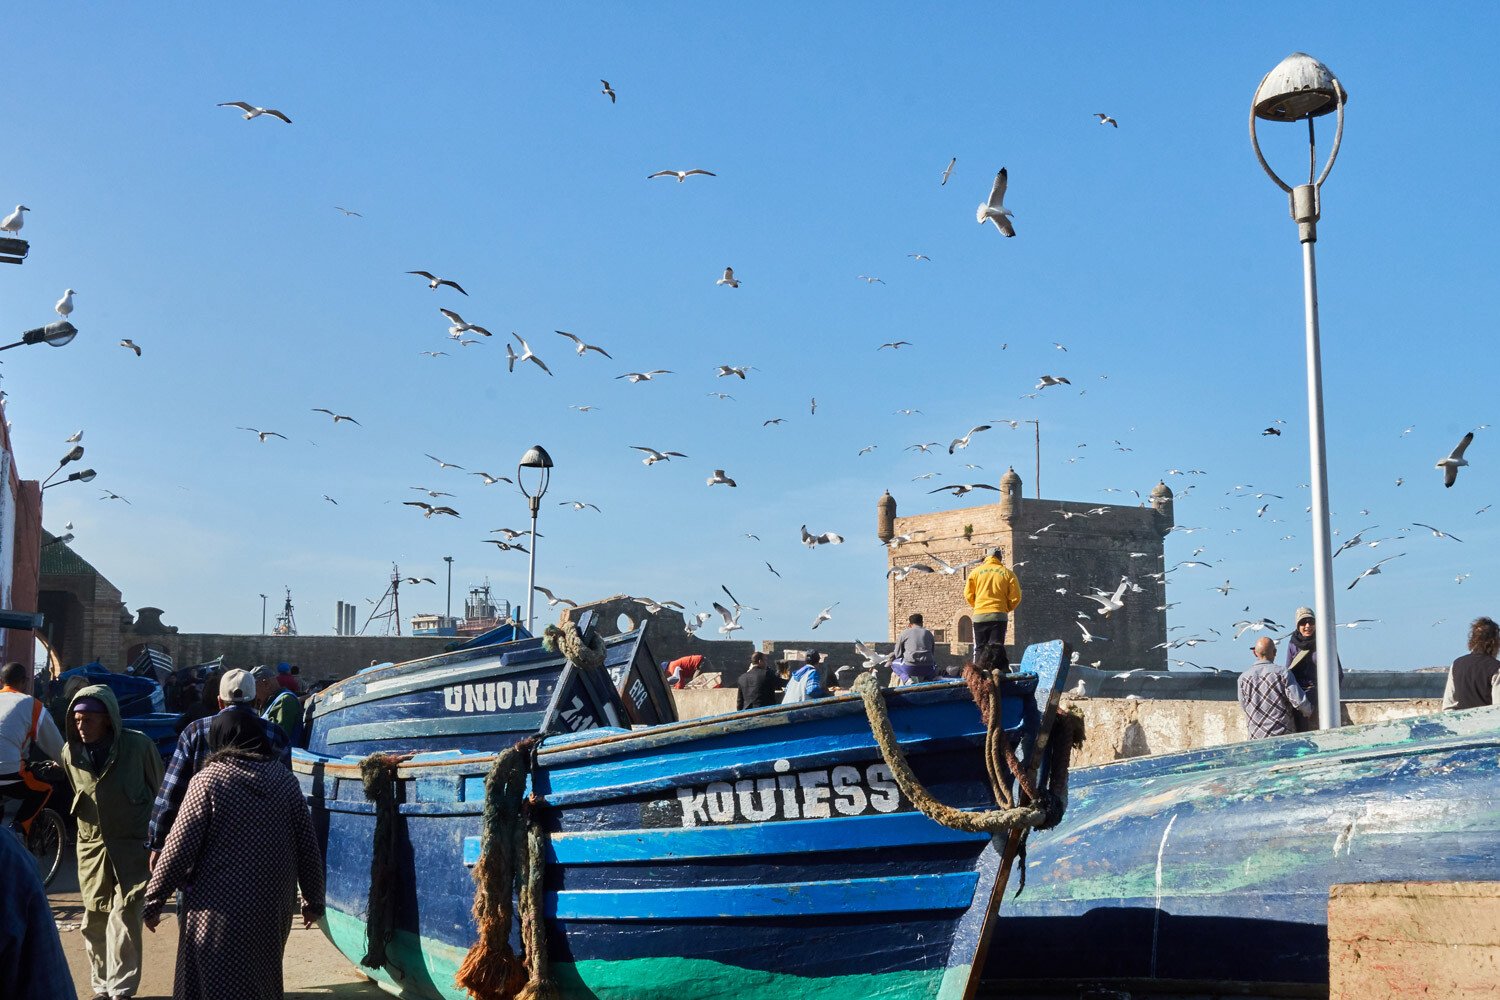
[57, 684, 164, 1000]
[1283, 606, 1345, 731]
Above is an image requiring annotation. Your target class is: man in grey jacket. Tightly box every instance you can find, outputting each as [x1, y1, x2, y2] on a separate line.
[891, 613, 937, 685]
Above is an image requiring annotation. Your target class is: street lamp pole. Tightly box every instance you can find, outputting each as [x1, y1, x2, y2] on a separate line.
[259, 593, 268, 634]
[1250, 52, 1348, 729]
[443, 555, 455, 622]
[1022, 419, 1040, 499]
[516, 445, 554, 634]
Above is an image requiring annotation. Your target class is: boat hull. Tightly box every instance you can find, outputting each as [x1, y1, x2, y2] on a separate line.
[987, 706, 1500, 986]
[298, 672, 1055, 999]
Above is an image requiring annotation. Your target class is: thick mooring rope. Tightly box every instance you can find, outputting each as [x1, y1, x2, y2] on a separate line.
[541, 621, 606, 670]
[456, 734, 553, 1000]
[359, 752, 410, 973]
[853, 672, 1046, 833]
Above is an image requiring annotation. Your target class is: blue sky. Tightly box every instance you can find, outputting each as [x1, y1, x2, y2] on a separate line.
[6, 5, 1498, 670]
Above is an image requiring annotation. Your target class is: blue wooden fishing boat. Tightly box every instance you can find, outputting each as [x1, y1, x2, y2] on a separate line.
[985, 705, 1500, 991]
[303, 611, 677, 758]
[294, 639, 1074, 999]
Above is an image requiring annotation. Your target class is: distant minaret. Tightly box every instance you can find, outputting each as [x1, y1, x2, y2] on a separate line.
[876, 490, 897, 543]
[1150, 480, 1175, 534]
[999, 466, 1023, 525]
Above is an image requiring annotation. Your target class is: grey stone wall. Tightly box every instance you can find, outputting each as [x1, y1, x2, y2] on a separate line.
[121, 631, 456, 684]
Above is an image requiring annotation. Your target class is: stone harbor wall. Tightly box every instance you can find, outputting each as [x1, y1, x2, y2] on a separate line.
[117, 630, 455, 684]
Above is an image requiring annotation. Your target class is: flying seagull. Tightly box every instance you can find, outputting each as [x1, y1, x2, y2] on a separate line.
[1084, 580, 1130, 617]
[1036, 375, 1071, 389]
[407, 271, 467, 295]
[948, 424, 991, 454]
[1263, 427, 1281, 436]
[707, 469, 737, 487]
[1436, 431, 1473, 487]
[632, 446, 688, 466]
[616, 370, 673, 383]
[648, 169, 716, 182]
[716, 267, 740, 288]
[0, 206, 28, 234]
[554, 331, 611, 358]
[560, 500, 602, 512]
[711, 601, 743, 636]
[65, 430, 82, 443]
[928, 483, 999, 497]
[482, 540, 529, 552]
[490, 527, 536, 540]
[403, 501, 460, 519]
[410, 487, 455, 498]
[217, 101, 292, 123]
[763, 418, 785, 426]
[99, 489, 131, 504]
[1412, 522, 1463, 542]
[1348, 553, 1404, 590]
[334, 206, 363, 217]
[507, 332, 553, 375]
[237, 427, 286, 442]
[887, 564, 935, 582]
[471, 472, 513, 485]
[322, 495, 338, 505]
[1094, 113, 1119, 128]
[1076, 620, 1109, 643]
[534, 586, 578, 608]
[801, 525, 844, 547]
[424, 453, 465, 470]
[54, 289, 74, 318]
[439, 308, 491, 337]
[600, 80, 616, 103]
[119, 339, 142, 357]
[941, 157, 956, 186]
[879, 341, 912, 350]
[404, 577, 437, 585]
[906, 253, 931, 262]
[715, 364, 750, 379]
[810, 603, 839, 630]
[857, 275, 884, 284]
[976, 168, 1015, 237]
[766, 562, 781, 578]
[311, 408, 360, 425]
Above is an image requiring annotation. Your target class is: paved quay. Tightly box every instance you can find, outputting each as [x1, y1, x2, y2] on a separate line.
[46, 856, 380, 999]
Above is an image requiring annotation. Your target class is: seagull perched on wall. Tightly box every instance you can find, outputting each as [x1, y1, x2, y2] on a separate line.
[406, 271, 467, 295]
[554, 331, 611, 358]
[976, 168, 1015, 237]
[648, 168, 716, 182]
[1436, 431, 1474, 487]
[217, 101, 292, 123]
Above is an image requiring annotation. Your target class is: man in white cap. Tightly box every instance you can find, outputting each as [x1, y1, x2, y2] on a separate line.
[146, 669, 291, 869]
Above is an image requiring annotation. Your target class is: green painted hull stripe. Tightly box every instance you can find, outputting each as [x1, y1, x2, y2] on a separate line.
[323, 908, 973, 999]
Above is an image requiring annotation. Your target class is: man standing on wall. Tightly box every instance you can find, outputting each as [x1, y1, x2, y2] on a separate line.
[963, 547, 1022, 671]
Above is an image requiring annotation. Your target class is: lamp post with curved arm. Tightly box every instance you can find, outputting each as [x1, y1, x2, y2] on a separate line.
[516, 445, 554, 633]
[1250, 52, 1348, 729]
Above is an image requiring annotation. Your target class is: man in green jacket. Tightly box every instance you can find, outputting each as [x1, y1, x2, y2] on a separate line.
[59, 684, 164, 1000]
[254, 664, 302, 744]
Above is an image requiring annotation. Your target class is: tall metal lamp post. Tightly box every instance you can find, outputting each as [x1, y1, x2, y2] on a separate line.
[516, 445, 553, 633]
[259, 593, 268, 634]
[443, 555, 455, 622]
[1250, 52, 1348, 729]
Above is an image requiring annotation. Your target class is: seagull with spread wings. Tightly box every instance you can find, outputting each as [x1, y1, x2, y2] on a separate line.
[311, 408, 360, 425]
[632, 446, 688, 466]
[976, 168, 1015, 237]
[929, 483, 1000, 498]
[707, 470, 737, 487]
[801, 525, 844, 547]
[471, 472, 513, 485]
[554, 330, 612, 358]
[403, 501, 460, 519]
[439, 308, 492, 337]
[425, 453, 465, 470]
[648, 168, 716, 182]
[217, 101, 292, 123]
[1348, 553, 1404, 590]
[506, 333, 553, 375]
[948, 424, 991, 454]
[811, 603, 839, 630]
[715, 267, 740, 288]
[407, 271, 467, 295]
[534, 586, 578, 608]
[1437, 431, 1474, 487]
[616, 370, 673, 383]
[237, 427, 286, 442]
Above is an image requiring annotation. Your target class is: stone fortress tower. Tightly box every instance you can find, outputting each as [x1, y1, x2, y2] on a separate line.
[879, 468, 1174, 669]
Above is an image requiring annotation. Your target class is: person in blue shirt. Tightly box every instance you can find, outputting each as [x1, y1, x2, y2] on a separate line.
[782, 651, 829, 703]
[0, 821, 76, 999]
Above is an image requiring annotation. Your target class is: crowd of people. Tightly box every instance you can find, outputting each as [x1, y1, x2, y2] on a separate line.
[1, 661, 324, 1000]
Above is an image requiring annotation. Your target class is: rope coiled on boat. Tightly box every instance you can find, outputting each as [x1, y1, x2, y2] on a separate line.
[542, 620, 606, 671]
[358, 751, 410, 974]
[456, 734, 558, 1000]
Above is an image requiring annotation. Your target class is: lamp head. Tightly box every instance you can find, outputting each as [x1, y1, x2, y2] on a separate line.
[1253, 52, 1346, 122]
[518, 445, 554, 470]
[61, 445, 84, 465]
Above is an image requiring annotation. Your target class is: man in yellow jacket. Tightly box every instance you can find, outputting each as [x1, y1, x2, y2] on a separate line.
[964, 547, 1022, 670]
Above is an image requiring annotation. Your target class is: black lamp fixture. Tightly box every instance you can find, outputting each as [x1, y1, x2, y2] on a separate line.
[0, 321, 77, 352]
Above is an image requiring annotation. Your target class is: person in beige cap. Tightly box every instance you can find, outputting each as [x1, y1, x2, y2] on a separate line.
[1284, 606, 1344, 731]
[147, 669, 291, 867]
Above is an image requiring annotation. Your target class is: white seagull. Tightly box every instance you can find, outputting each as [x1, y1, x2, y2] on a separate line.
[976, 168, 1015, 237]
[1094, 113, 1119, 128]
[554, 331, 611, 358]
[948, 424, 991, 454]
[715, 267, 741, 288]
[1348, 553, 1404, 590]
[1076, 620, 1109, 643]
[439, 308, 492, 337]
[616, 370, 673, 383]
[424, 453, 465, 470]
[471, 472, 513, 485]
[887, 564, 935, 582]
[217, 101, 292, 123]
[810, 603, 839, 630]
[507, 333, 553, 375]
[1412, 522, 1463, 542]
[1084, 580, 1130, 617]
[54, 289, 74, 318]
[801, 525, 844, 547]
[715, 365, 751, 380]
[632, 446, 688, 466]
[534, 586, 578, 609]
[707, 469, 737, 487]
[1436, 431, 1473, 487]
[237, 426, 285, 442]
[1036, 375, 1071, 389]
[0, 205, 28, 234]
[406, 271, 467, 295]
[648, 169, 716, 182]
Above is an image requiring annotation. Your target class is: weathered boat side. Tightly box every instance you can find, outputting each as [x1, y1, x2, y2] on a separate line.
[987, 704, 1500, 986]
